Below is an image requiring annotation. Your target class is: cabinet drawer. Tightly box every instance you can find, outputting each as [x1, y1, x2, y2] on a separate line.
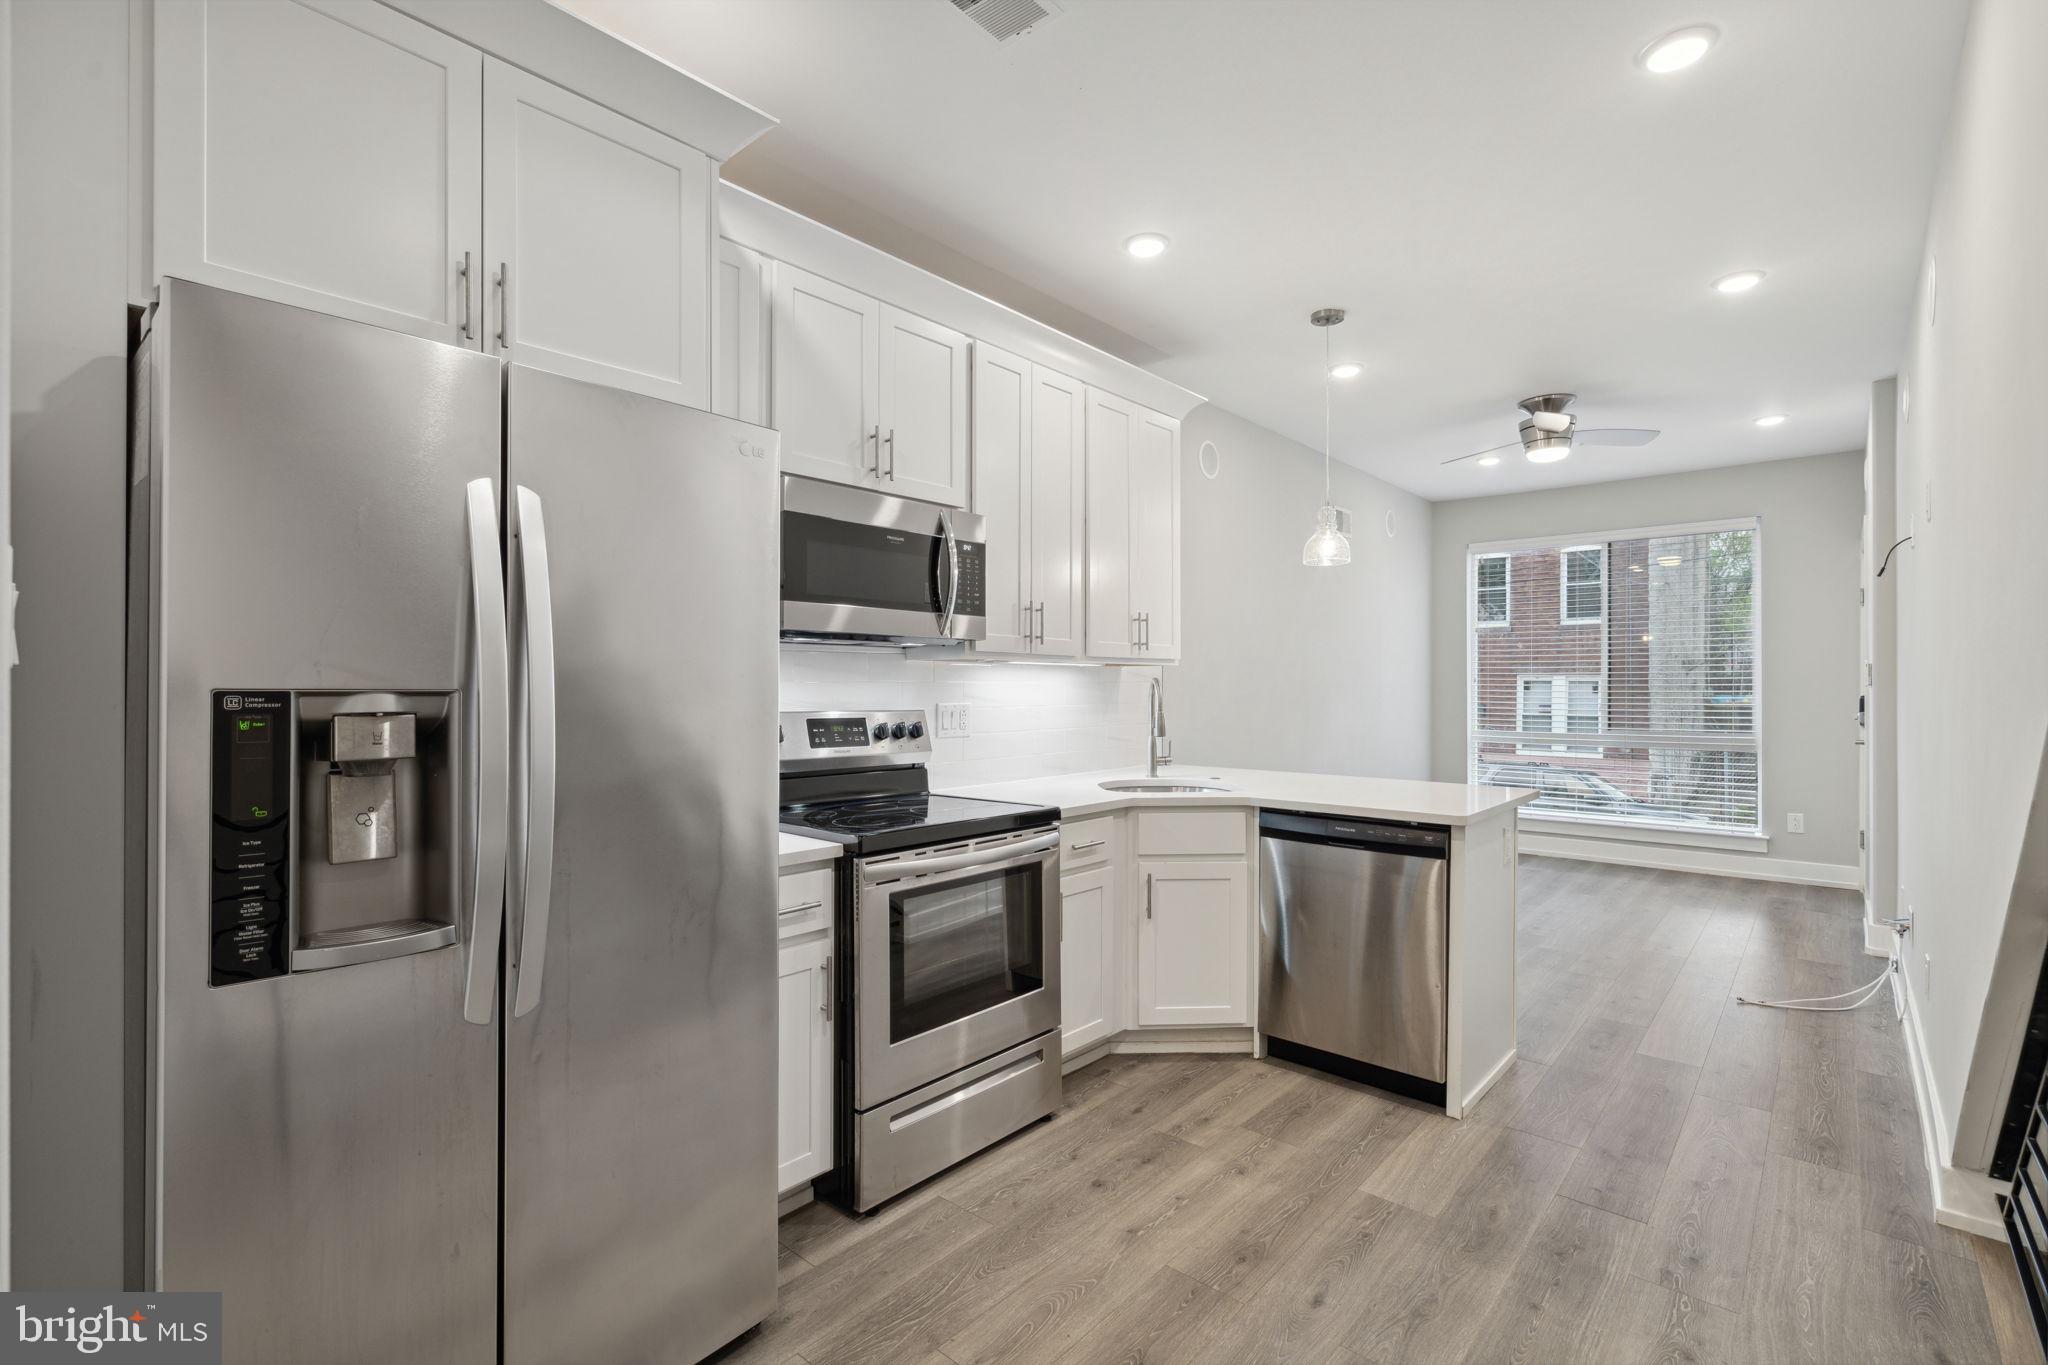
[1060, 816, 1114, 871]
[777, 867, 835, 940]
[1135, 809, 1247, 858]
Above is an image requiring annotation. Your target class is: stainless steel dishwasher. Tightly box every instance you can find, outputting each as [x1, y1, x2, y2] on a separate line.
[1258, 809, 1450, 1104]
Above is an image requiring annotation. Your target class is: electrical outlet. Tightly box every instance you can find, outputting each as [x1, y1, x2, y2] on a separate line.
[935, 703, 970, 739]
[1786, 812, 1805, 834]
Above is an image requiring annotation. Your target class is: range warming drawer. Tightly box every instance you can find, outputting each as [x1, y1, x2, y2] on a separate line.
[1257, 810, 1450, 1102]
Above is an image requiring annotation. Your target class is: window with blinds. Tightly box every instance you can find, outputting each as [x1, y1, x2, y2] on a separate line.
[1466, 518, 1761, 835]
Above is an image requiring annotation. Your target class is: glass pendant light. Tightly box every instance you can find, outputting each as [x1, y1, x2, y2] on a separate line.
[1302, 307, 1353, 567]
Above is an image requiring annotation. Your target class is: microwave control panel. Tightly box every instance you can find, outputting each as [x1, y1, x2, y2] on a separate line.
[210, 690, 291, 986]
[954, 542, 985, 618]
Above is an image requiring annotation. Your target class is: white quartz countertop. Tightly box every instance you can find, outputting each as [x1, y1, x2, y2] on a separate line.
[945, 766, 1538, 827]
[778, 832, 843, 870]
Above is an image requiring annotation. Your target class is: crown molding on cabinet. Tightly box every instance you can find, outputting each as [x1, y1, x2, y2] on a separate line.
[380, 0, 777, 162]
[718, 183, 1205, 421]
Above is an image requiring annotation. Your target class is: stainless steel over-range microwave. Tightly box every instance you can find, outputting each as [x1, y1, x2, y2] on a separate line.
[781, 475, 987, 644]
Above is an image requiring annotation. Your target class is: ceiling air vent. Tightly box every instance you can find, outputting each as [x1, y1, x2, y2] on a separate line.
[947, 0, 1061, 43]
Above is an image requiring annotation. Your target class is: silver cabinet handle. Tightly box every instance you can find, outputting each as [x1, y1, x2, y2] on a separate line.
[868, 425, 880, 475]
[778, 899, 826, 916]
[509, 485, 558, 1020]
[462, 478, 511, 1025]
[1068, 839, 1106, 853]
[821, 955, 833, 1021]
[1145, 872, 1154, 919]
[885, 427, 896, 480]
[937, 507, 960, 638]
[1132, 614, 1142, 651]
[457, 251, 474, 341]
[1140, 612, 1151, 651]
[1035, 600, 1045, 645]
[494, 261, 508, 348]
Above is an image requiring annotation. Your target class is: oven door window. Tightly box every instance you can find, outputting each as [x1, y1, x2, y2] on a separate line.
[889, 864, 1045, 1043]
[784, 512, 942, 616]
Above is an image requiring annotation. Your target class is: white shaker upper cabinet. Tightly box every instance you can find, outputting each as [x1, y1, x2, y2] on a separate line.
[772, 264, 881, 488]
[712, 239, 771, 425]
[1130, 408, 1182, 661]
[1084, 388, 1141, 660]
[972, 344, 1035, 655]
[1029, 365, 1087, 659]
[484, 59, 714, 409]
[876, 306, 970, 508]
[155, 0, 484, 345]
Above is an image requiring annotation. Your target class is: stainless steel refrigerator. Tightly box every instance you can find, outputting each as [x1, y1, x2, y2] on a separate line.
[128, 280, 779, 1364]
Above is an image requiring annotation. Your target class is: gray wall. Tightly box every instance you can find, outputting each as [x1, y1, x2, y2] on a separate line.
[1889, 0, 2048, 1172]
[1171, 403, 1432, 779]
[7, 0, 135, 1286]
[1428, 451, 1865, 873]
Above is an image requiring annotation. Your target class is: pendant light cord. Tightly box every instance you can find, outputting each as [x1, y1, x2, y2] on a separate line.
[1322, 324, 1332, 504]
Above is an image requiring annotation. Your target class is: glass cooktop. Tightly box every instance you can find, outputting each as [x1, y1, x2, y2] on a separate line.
[779, 791, 1054, 855]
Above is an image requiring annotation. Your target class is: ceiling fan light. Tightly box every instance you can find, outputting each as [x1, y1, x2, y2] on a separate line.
[1524, 437, 1572, 463]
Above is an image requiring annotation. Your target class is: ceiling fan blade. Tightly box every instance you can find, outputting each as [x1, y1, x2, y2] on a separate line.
[1573, 427, 1660, 447]
[1440, 439, 1524, 467]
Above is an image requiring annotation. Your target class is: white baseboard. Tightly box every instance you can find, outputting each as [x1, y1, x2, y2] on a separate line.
[1061, 1038, 1112, 1074]
[776, 1185, 814, 1219]
[1520, 833, 1862, 889]
[1460, 1047, 1517, 1118]
[1109, 1027, 1255, 1055]
[1897, 960, 2009, 1239]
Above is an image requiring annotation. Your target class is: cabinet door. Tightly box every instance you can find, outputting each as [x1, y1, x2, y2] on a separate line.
[1131, 408, 1181, 660]
[772, 264, 881, 487]
[483, 58, 713, 409]
[776, 935, 834, 1193]
[1136, 860, 1250, 1027]
[972, 344, 1033, 654]
[154, 0, 483, 345]
[1084, 388, 1141, 660]
[1030, 367, 1087, 659]
[713, 239, 770, 425]
[878, 306, 970, 507]
[1059, 865, 1116, 1054]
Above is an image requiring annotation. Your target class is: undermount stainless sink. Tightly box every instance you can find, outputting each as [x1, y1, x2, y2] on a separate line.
[1098, 778, 1236, 794]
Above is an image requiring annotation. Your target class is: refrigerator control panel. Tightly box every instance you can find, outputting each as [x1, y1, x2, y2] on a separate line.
[211, 691, 290, 986]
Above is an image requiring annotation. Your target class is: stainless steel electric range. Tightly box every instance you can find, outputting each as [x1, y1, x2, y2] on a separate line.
[780, 709, 1063, 1212]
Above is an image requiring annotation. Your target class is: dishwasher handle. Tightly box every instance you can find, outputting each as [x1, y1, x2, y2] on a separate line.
[1258, 809, 1450, 859]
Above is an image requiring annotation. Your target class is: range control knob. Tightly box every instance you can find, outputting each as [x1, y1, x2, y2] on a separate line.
[872, 723, 889, 743]
[907, 721, 925, 740]
[890, 722, 908, 740]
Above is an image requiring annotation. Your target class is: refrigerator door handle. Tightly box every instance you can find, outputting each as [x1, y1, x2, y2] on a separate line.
[463, 477, 512, 1025]
[509, 485, 558, 1019]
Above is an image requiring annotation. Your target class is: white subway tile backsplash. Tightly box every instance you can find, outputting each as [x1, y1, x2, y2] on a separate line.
[779, 646, 1158, 788]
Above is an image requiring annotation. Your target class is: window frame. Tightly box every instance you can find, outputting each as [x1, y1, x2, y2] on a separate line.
[1515, 673, 1602, 756]
[1559, 544, 1605, 625]
[1474, 552, 1511, 629]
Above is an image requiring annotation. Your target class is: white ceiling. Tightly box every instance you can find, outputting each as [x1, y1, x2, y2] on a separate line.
[562, 0, 1967, 501]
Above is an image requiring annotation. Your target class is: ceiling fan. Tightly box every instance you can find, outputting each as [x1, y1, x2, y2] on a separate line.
[1441, 393, 1660, 466]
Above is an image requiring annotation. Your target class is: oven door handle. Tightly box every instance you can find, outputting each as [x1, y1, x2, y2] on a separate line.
[936, 508, 961, 638]
[861, 830, 1059, 886]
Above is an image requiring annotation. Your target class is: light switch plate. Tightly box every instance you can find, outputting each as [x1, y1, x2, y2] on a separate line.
[1786, 812, 1805, 834]
[935, 703, 970, 739]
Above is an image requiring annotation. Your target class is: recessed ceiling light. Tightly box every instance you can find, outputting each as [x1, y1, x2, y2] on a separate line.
[1754, 413, 1787, 427]
[1329, 362, 1363, 380]
[1476, 454, 1501, 467]
[1714, 269, 1765, 294]
[1124, 233, 1169, 259]
[1638, 25, 1718, 74]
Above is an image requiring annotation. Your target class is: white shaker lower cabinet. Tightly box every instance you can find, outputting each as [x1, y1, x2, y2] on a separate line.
[1058, 863, 1117, 1054]
[483, 58, 714, 408]
[155, 0, 484, 346]
[775, 868, 836, 1195]
[1135, 860, 1250, 1027]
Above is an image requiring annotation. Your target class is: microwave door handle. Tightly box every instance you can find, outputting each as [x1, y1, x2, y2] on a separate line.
[937, 509, 960, 637]
[509, 486, 557, 1020]
[462, 478, 511, 1026]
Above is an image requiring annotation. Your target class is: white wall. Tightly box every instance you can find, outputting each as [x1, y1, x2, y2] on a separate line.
[1171, 404, 1432, 778]
[1428, 452, 1866, 881]
[779, 648, 1158, 789]
[1889, 0, 2048, 1174]
[7, 0, 135, 1287]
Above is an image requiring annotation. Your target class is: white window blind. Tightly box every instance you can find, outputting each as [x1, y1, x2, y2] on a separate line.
[1468, 518, 1761, 835]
